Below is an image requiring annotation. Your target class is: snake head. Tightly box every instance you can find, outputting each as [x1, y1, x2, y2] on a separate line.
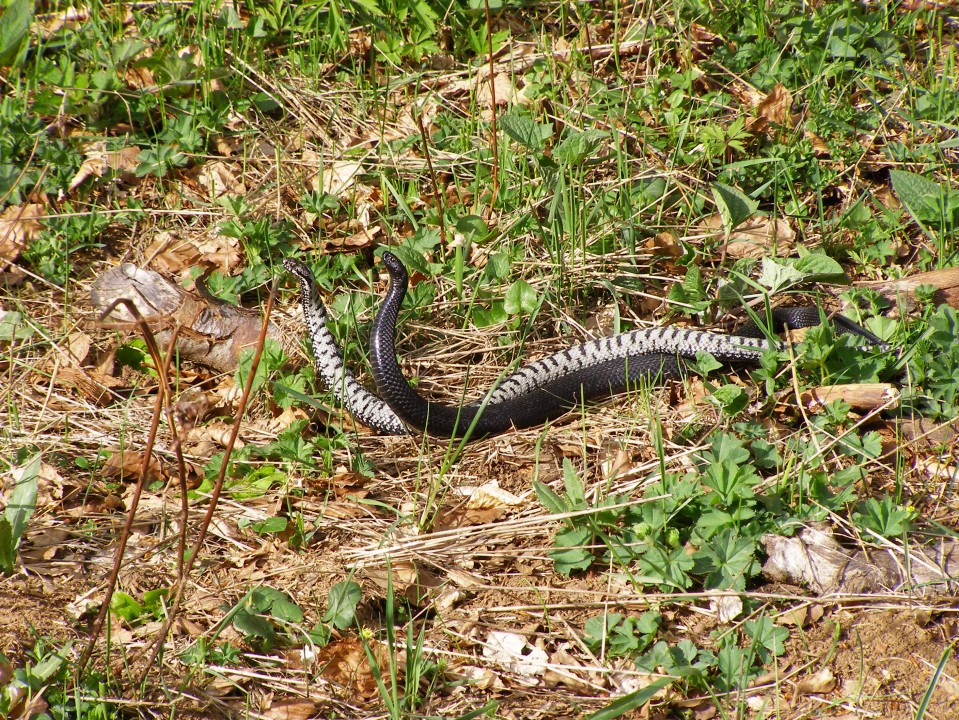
[283, 257, 314, 283]
[380, 251, 409, 287]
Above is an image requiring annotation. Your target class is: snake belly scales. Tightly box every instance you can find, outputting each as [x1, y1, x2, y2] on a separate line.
[285, 253, 883, 439]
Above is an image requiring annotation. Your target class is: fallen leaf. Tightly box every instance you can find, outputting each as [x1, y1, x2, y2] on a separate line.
[318, 161, 363, 197]
[68, 146, 141, 191]
[315, 638, 387, 699]
[476, 73, 518, 114]
[191, 160, 247, 200]
[795, 667, 836, 695]
[103, 449, 166, 483]
[709, 595, 743, 623]
[262, 699, 320, 720]
[323, 224, 380, 253]
[482, 630, 549, 678]
[753, 83, 793, 129]
[778, 604, 824, 628]
[699, 213, 796, 257]
[0, 203, 44, 269]
[144, 230, 204, 274]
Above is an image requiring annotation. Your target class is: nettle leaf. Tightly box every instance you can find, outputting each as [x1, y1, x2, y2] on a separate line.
[891, 169, 959, 229]
[668, 264, 710, 315]
[758, 254, 846, 293]
[691, 350, 722, 377]
[553, 129, 607, 165]
[233, 609, 276, 649]
[757, 257, 809, 293]
[0, 0, 34, 67]
[711, 182, 758, 236]
[323, 581, 362, 630]
[499, 110, 552, 150]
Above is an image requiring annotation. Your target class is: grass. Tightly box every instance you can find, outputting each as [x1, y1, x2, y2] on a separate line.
[2, 0, 959, 718]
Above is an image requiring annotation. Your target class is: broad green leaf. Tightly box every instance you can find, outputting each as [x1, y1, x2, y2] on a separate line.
[6, 454, 39, 542]
[711, 182, 758, 236]
[270, 596, 303, 623]
[499, 110, 551, 150]
[891, 169, 943, 227]
[248, 517, 289, 534]
[0, 518, 15, 575]
[533, 481, 567, 514]
[504, 280, 537, 315]
[554, 129, 606, 165]
[757, 256, 806, 293]
[110, 592, 146, 623]
[0, 310, 34, 342]
[708, 384, 748, 416]
[892, 169, 959, 236]
[0, 0, 33, 67]
[691, 350, 722, 377]
[792, 253, 846, 281]
[323, 580, 361, 630]
[561, 458, 586, 507]
[233, 609, 276, 649]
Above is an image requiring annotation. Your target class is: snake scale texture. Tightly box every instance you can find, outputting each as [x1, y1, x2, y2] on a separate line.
[286, 253, 884, 440]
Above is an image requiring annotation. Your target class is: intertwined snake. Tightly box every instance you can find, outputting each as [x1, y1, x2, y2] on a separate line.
[286, 254, 884, 439]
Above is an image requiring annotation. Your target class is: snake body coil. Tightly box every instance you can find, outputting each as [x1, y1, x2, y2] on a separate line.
[287, 253, 883, 440]
[285, 258, 410, 435]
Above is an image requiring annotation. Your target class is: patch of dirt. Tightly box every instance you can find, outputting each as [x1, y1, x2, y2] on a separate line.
[784, 609, 959, 718]
[0, 574, 91, 660]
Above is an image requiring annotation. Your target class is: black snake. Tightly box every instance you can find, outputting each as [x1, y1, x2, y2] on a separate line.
[286, 253, 884, 439]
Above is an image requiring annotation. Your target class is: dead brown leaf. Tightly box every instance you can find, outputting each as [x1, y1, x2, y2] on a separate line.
[778, 604, 824, 628]
[68, 146, 141, 192]
[48, 366, 125, 406]
[316, 160, 363, 197]
[795, 667, 837, 696]
[144, 230, 204, 274]
[190, 161, 248, 200]
[316, 638, 388, 699]
[753, 83, 793, 130]
[699, 213, 796, 258]
[323, 224, 380, 253]
[477, 73, 519, 115]
[103, 449, 166, 483]
[0, 203, 44, 270]
[361, 560, 442, 604]
[262, 699, 320, 720]
[435, 480, 523, 530]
